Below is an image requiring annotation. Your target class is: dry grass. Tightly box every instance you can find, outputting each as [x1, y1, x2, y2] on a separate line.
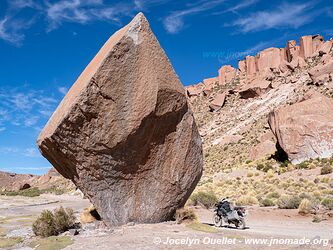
[186, 222, 218, 233]
[29, 236, 73, 250]
[175, 208, 197, 224]
[0, 237, 23, 248]
[80, 205, 101, 224]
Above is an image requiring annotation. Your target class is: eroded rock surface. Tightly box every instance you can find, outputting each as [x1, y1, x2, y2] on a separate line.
[37, 13, 203, 227]
[268, 91, 333, 164]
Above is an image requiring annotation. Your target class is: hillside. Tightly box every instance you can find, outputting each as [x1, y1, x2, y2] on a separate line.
[186, 34, 333, 212]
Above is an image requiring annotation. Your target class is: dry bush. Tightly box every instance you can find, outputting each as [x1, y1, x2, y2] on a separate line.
[236, 195, 258, 206]
[32, 210, 56, 237]
[189, 191, 218, 208]
[175, 208, 197, 224]
[277, 195, 301, 209]
[321, 197, 333, 210]
[54, 207, 76, 233]
[267, 191, 280, 199]
[80, 205, 101, 224]
[298, 199, 312, 215]
[321, 166, 333, 175]
[260, 198, 275, 207]
[32, 207, 76, 237]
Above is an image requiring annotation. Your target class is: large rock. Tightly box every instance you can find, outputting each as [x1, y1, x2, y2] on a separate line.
[286, 40, 299, 62]
[218, 65, 236, 85]
[255, 48, 282, 71]
[185, 83, 204, 98]
[239, 79, 272, 99]
[308, 60, 333, 85]
[209, 92, 226, 111]
[249, 131, 276, 160]
[268, 91, 333, 164]
[246, 56, 256, 76]
[300, 35, 313, 59]
[37, 13, 203, 227]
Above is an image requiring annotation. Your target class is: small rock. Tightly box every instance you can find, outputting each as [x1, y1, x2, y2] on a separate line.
[69, 229, 79, 236]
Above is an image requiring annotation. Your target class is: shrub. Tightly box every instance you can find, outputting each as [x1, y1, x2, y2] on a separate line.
[32, 210, 56, 237]
[321, 198, 333, 210]
[277, 195, 302, 209]
[53, 207, 76, 233]
[298, 199, 312, 215]
[312, 215, 322, 223]
[260, 198, 275, 207]
[175, 208, 197, 224]
[256, 163, 273, 172]
[266, 169, 274, 178]
[267, 191, 280, 199]
[320, 166, 333, 175]
[0, 187, 42, 197]
[190, 191, 218, 208]
[247, 172, 254, 177]
[236, 195, 258, 206]
[296, 161, 310, 169]
[32, 207, 76, 237]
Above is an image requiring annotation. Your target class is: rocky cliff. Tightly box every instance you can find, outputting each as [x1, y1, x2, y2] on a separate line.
[186, 34, 333, 175]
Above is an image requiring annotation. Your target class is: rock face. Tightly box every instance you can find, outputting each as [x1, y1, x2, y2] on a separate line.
[249, 131, 276, 160]
[209, 92, 226, 111]
[186, 34, 332, 104]
[239, 79, 272, 99]
[268, 91, 333, 164]
[218, 65, 236, 85]
[37, 13, 203, 227]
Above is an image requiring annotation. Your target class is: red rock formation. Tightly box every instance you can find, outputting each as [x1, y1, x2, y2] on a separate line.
[209, 92, 226, 111]
[300, 35, 313, 59]
[37, 13, 203, 227]
[246, 55, 256, 76]
[269, 91, 333, 163]
[185, 83, 204, 98]
[239, 79, 272, 99]
[308, 59, 333, 85]
[249, 131, 276, 160]
[255, 48, 282, 72]
[286, 40, 299, 62]
[218, 65, 236, 85]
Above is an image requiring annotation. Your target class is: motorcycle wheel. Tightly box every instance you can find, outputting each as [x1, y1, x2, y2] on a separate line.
[213, 214, 222, 227]
[238, 217, 246, 229]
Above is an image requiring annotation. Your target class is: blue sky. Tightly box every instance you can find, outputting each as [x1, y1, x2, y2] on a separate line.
[0, 0, 332, 175]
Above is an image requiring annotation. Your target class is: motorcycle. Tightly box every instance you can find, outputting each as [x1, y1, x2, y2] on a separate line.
[213, 197, 247, 229]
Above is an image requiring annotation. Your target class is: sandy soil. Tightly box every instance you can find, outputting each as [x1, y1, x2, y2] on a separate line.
[0, 195, 332, 250]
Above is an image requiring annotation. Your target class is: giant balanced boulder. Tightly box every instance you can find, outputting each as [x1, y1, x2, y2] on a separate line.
[268, 91, 333, 164]
[37, 13, 203, 226]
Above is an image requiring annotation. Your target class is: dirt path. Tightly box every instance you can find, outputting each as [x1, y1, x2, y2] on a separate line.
[66, 206, 333, 250]
[0, 195, 332, 249]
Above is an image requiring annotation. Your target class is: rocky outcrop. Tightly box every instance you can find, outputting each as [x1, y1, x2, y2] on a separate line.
[186, 34, 332, 103]
[286, 40, 299, 62]
[209, 92, 226, 111]
[268, 91, 333, 164]
[249, 131, 276, 160]
[256, 48, 282, 72]
[218, 65, 236, 85]
[308, 59, 333, 85]
[185, 83, 204, 98]
[37, 13, 203, 227]
[246, 55, 257, 76]
[202, 77, 219, 95]
[0, 171, 35, 191]
[239, 79, 272, 99]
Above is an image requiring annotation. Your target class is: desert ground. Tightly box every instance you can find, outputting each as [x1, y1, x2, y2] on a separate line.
[0, 194, 332, 250]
